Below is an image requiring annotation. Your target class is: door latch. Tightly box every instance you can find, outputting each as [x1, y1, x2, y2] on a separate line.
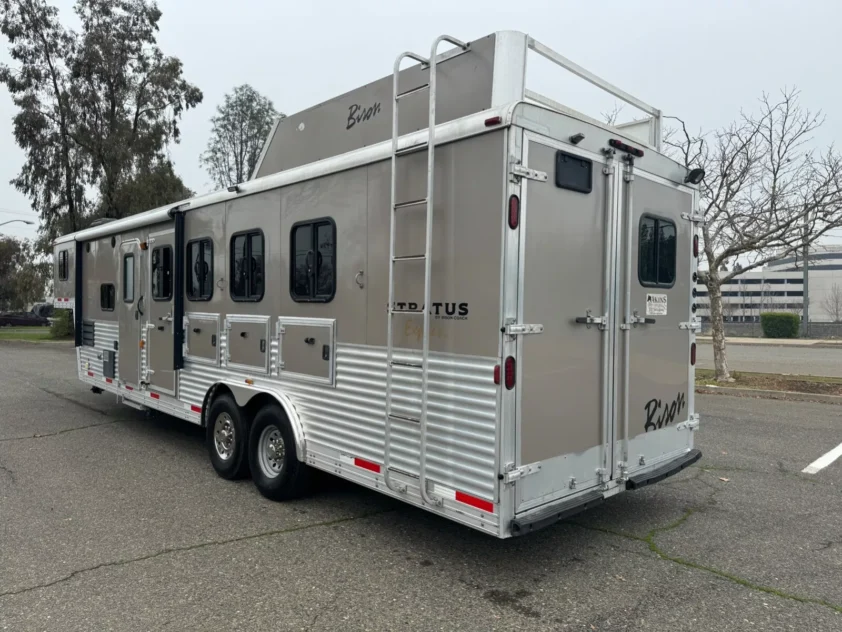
[628, 310, 656, 327]
[574, 310, 607, 330]
[502, 321, 544, 336]
[501, 461, 542, 484]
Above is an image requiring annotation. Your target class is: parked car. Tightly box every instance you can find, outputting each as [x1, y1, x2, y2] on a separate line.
[0, 311, 51, 327]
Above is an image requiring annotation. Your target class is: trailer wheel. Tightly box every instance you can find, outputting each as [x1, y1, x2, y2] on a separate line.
[206, 394, 250, 480]
[248, 403, 311, 501]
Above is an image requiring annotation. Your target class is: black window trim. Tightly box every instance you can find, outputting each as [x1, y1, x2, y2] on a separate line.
[152, 245, 174, 302]
[230, 228, 265, 303]
[100, 283, 116, 311]
[186, 237, 214, 302]
[58, 250, 69, 281]
[289, 217, 337, 304]
[123, 253, 135, 304]
[638, 213, 677, 289]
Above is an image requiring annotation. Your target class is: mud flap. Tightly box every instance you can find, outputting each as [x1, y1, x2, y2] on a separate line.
[625, 449, 702, 490]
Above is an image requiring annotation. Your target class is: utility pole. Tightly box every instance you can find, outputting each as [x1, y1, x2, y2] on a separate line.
[802, 221, 810, 337]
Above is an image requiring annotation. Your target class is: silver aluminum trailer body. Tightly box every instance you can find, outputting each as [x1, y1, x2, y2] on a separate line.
[53, 31, 701, 538]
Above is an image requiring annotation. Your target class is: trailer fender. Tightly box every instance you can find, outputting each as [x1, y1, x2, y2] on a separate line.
[210, 381, 307, 461]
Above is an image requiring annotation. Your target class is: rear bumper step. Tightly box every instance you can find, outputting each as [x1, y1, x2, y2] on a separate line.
[510, 490, 604, 537]
[626, 449, 702, 491]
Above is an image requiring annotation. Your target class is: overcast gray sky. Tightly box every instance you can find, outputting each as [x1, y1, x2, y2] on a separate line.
[1, 0, 840, 241]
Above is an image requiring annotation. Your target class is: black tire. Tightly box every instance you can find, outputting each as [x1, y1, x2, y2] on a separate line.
[248, 403, 311, 501]
[206, 394, 250, 480]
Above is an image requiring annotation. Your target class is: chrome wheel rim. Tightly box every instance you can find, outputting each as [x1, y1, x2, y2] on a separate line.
[258, 425, 285, 479]
[213, 413, 236, 461]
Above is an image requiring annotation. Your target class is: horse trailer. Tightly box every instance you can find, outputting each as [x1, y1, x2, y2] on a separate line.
[53, 31, 702, 538]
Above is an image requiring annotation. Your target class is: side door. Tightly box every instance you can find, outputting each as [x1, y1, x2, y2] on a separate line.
[118, 239, 141, 386]
[147, 229, 176, 394]
[515, 134, 618, 514]
[615, 167, 695, 476]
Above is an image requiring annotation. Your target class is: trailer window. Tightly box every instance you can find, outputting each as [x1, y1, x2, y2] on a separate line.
[151, 246, 173, 301]
[100, 284, 115, 311]
[639, 215, 676, 287]
[290, 218, 336, 302]
[57, 250, 69, 281]
[230, 230, 264, 301]
[123, 254, 134, 303]
[187, 238, 213, 301]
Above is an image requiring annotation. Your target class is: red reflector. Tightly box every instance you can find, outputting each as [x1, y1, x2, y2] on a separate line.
[690, 343, 697, 366]
[508, 195, 520, 229]
[455, 491, 494, 513]
[190, 405, 202, 413]
[354, 457, 381, 473]
[504, 356, 516, 390]
[150, 392, 160, 400]
[693, 234, 699, 258]
[87, 371, 94, 377]
[125, 385, 133, 391]
[105, 378, 112, 384]
[493, 364, 501, 385]
[485, 116, 502, 127]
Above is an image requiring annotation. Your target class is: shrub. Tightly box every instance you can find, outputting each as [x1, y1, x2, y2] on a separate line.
[50, 308, 74, 339]
[760, 312, 800, 339]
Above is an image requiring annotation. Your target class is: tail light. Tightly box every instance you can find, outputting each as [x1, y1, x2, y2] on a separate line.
[508, 195, 520, 229]
[504, 356, 516, 390]
[690, 343, 697, 366]
[693, 234, 699, 258]
[493, 364, 501, 385]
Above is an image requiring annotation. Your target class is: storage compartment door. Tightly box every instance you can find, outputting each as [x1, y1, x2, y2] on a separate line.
[516, 136, 616, 514]
[226, 315, 270, 373]
[185, 313, 220, 366]
[278, 317, 335, 385]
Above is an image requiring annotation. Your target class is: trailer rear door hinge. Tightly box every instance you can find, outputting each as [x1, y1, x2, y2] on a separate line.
[510, 161, 548, 182]
[503, 322, 544, 336]
[681, 212, 706, 224]
[679, 320, 702, 332]
[676, 414, 700, 432]
[502, 461, 542, 484]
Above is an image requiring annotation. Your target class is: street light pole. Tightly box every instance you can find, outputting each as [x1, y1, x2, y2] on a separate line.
[0, 219, 35, 230]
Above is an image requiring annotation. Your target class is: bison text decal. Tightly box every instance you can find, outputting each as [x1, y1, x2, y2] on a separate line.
[346, 102, 382, 130]
[644, 392, 686, 432]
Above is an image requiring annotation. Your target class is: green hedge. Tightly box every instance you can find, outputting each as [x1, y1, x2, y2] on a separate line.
[50, 308, 74, 339]
[760, 312, 800, 339]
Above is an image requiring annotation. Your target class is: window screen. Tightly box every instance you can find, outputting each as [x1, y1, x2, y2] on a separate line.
[100, 284, 115, 311]
[123, 254, 134, 303]
[555, 150, 593, 194]
[151, 246, 173, 300]
[58, 250, 69, 281]
[187, 238, 213, 301]
[639, 216, 677, 287]
[290, 219, 336, 302]
[230, 230, 264, 301]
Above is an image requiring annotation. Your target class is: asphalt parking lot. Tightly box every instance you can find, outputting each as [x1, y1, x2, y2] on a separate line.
[1, 342, 841, 631]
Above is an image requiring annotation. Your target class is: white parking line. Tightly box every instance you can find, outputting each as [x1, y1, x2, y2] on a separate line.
[802, 442, 842, 474]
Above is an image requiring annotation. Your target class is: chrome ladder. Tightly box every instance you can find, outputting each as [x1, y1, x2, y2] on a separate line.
[383, 35, 470, 505]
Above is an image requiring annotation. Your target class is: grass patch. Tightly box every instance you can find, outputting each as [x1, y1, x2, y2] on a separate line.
[0, 329, 67, 342]
[696, 369, 842, 395]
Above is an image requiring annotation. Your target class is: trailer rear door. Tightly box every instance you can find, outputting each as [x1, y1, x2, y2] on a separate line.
[615, 169, 696, 476]
[515, 136, 616, 513]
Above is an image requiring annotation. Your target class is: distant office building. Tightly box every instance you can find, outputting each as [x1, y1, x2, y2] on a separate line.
[696, 245, 842, 323]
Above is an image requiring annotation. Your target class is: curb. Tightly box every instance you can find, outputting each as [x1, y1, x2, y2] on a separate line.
[696, 385, 842, 405]
[695, 338, 842, 348]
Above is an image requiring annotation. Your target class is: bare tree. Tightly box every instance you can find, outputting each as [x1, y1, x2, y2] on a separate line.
[821, 283, 842, 322]
[601, 103, 624, 126]
[666, 89, 842, 381]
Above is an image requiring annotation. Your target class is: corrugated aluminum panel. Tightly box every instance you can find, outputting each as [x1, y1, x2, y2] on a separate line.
[79, 320, 119, 379]
[178, 343, 498, 501]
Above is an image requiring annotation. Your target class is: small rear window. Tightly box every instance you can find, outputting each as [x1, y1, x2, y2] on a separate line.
[639, 215, 677, 287]
[555, 150, 592, 194]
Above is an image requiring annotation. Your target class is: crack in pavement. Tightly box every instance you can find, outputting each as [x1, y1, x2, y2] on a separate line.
[0, 509, 394, 599]
[0, 418, 127, 443]
[0, 458, 14, 483]
[570, 472, 842, 615]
